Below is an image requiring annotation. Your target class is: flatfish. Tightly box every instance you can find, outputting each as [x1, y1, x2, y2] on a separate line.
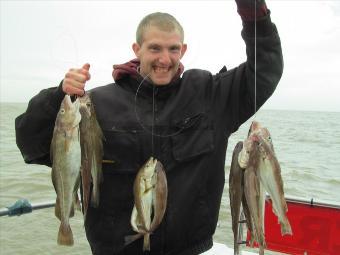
[126, 157, 168, 251]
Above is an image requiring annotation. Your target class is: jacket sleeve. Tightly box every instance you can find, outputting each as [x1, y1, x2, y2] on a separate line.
[215, 11, 283, 133]
[15, 83, 65, 167]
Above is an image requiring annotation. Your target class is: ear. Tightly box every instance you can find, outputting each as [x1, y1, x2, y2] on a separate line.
[180, 43, 187, 59]
[132, 43, 141, 58]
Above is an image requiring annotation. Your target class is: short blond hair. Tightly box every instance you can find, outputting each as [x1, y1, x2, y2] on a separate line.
[136, 12, 184, 45]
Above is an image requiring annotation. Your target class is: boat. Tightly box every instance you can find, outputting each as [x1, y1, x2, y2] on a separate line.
[1, 195, 339, 254]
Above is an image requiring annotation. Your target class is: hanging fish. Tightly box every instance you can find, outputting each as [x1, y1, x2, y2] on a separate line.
[235, 121, 292, 254]
[51, 95, 82, 246]
[242, 136, 266, 255]
[79, 93, 104, 219]
[248, 121, 292, 235]
[126, 157, 168, 251]
[229, 141, 255, 255]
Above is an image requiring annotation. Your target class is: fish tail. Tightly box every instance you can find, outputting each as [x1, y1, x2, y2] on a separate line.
[124, 233, 143, 246]
[57, 222, 74, 246]
[54, 197, 61, 220]
[233, 241, 239, 255]
[248, 231, 256, 247]
[143, 233, 150, 251]
[281, 217, 293, 235]
[259, 246, 265, 255]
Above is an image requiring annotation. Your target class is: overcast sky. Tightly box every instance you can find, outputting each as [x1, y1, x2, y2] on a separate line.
[1, 1, 340, 112]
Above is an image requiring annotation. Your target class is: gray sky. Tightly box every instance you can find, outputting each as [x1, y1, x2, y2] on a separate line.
[1, 0, 340, 112]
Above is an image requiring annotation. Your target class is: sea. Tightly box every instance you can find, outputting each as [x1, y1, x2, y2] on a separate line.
[0, 103, 339, 255]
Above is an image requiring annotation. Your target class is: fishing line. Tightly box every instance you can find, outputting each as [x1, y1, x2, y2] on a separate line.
[254, 0, 258, 119]
[134, 74, 185, 139]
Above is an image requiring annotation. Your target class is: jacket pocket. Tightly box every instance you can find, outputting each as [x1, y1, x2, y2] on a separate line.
[101, 122, 143, 174]
[171, 112, 214, 162]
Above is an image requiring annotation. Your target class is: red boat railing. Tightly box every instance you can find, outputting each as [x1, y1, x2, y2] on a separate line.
[245, 196, 340, 255]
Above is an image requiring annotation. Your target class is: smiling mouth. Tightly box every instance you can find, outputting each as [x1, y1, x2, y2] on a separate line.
[153, 66, 171, 74]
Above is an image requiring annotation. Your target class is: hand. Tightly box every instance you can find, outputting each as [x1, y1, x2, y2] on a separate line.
[235, 0, 268, 21]
[62, 63, 91, 96]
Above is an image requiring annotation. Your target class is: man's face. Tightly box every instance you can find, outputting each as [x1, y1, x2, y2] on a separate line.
[132, 26, 187, 86]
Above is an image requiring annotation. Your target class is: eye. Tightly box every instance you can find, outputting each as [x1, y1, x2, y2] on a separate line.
[60, 109, 65, 114]
[149, 44, 161, 52]
[86, 102, 91, 107]
[170, 46, 180, 53]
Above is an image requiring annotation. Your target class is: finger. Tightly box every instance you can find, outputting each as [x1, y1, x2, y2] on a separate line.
[65, 71, 88, 83]
[79, 69, 91, 81]
[64, 78, 85, 90]
[80, 64, 91, 81]
[82, 63, 90, 71]
[63, 83, 85, 96]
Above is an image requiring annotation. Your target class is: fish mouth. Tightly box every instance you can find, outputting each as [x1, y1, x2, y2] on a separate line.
[62, 95, 73, 110]
[149, 157, 158, 169]
[248, 121, 262, 136]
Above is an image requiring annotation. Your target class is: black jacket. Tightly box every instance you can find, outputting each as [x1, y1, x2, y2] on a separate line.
[15, 14, 283, 255]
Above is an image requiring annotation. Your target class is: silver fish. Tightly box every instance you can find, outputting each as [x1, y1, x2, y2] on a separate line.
[249, 121, 292, 235]
[126, 157, 168, 251]
[242, 136, 266, 255]
[51, 95, 82, 246]
[79, 93, 104, 217]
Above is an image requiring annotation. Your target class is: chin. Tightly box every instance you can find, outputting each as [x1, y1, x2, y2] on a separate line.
[150, 77, 172, 86]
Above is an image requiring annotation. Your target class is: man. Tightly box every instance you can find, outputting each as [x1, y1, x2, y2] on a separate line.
[15, 0, 283, 254]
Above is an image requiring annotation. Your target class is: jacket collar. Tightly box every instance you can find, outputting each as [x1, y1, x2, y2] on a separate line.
[112, 58, 184, 99]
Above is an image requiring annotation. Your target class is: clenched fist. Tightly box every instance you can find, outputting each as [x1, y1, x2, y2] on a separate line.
[62, 63, 91, 96]
[235, 0, 268, 21]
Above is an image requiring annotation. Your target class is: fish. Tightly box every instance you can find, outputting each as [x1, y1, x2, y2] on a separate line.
[237, 121, 292, 253]
[150, 161, 167, 232]
[51, 95, 82, 246]
[249, 121, 292, 235]
[79, 93, 104, 218]
[126, 157, 168, 251]
[242, 136, 266, 255]
[229, 141, 256, 254]
[229, 141, 245, 255]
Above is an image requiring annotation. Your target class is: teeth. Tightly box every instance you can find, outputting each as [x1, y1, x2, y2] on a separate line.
[154, 67, 169, 73]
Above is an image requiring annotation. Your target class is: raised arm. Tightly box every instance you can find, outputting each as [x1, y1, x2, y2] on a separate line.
[215, 0, 283, 133]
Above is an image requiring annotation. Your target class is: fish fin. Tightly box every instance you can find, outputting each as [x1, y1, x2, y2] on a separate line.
[90, 156, 101, 208]
[57, 223, 74, 246]
[130, 205, 140, 232]
[54, 197, 61, 220]
[81, 162, 91, 216]
[143, 233, 150, 251]
[124, 233, 143, 246]
[90, 184, 100, 208]
[74, 192, 81, 211]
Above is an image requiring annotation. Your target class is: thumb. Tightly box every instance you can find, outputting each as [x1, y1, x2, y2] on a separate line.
[82, 63, 90, 71]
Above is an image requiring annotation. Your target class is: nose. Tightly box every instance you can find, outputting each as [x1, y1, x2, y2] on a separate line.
[158, 50, 171, 66]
